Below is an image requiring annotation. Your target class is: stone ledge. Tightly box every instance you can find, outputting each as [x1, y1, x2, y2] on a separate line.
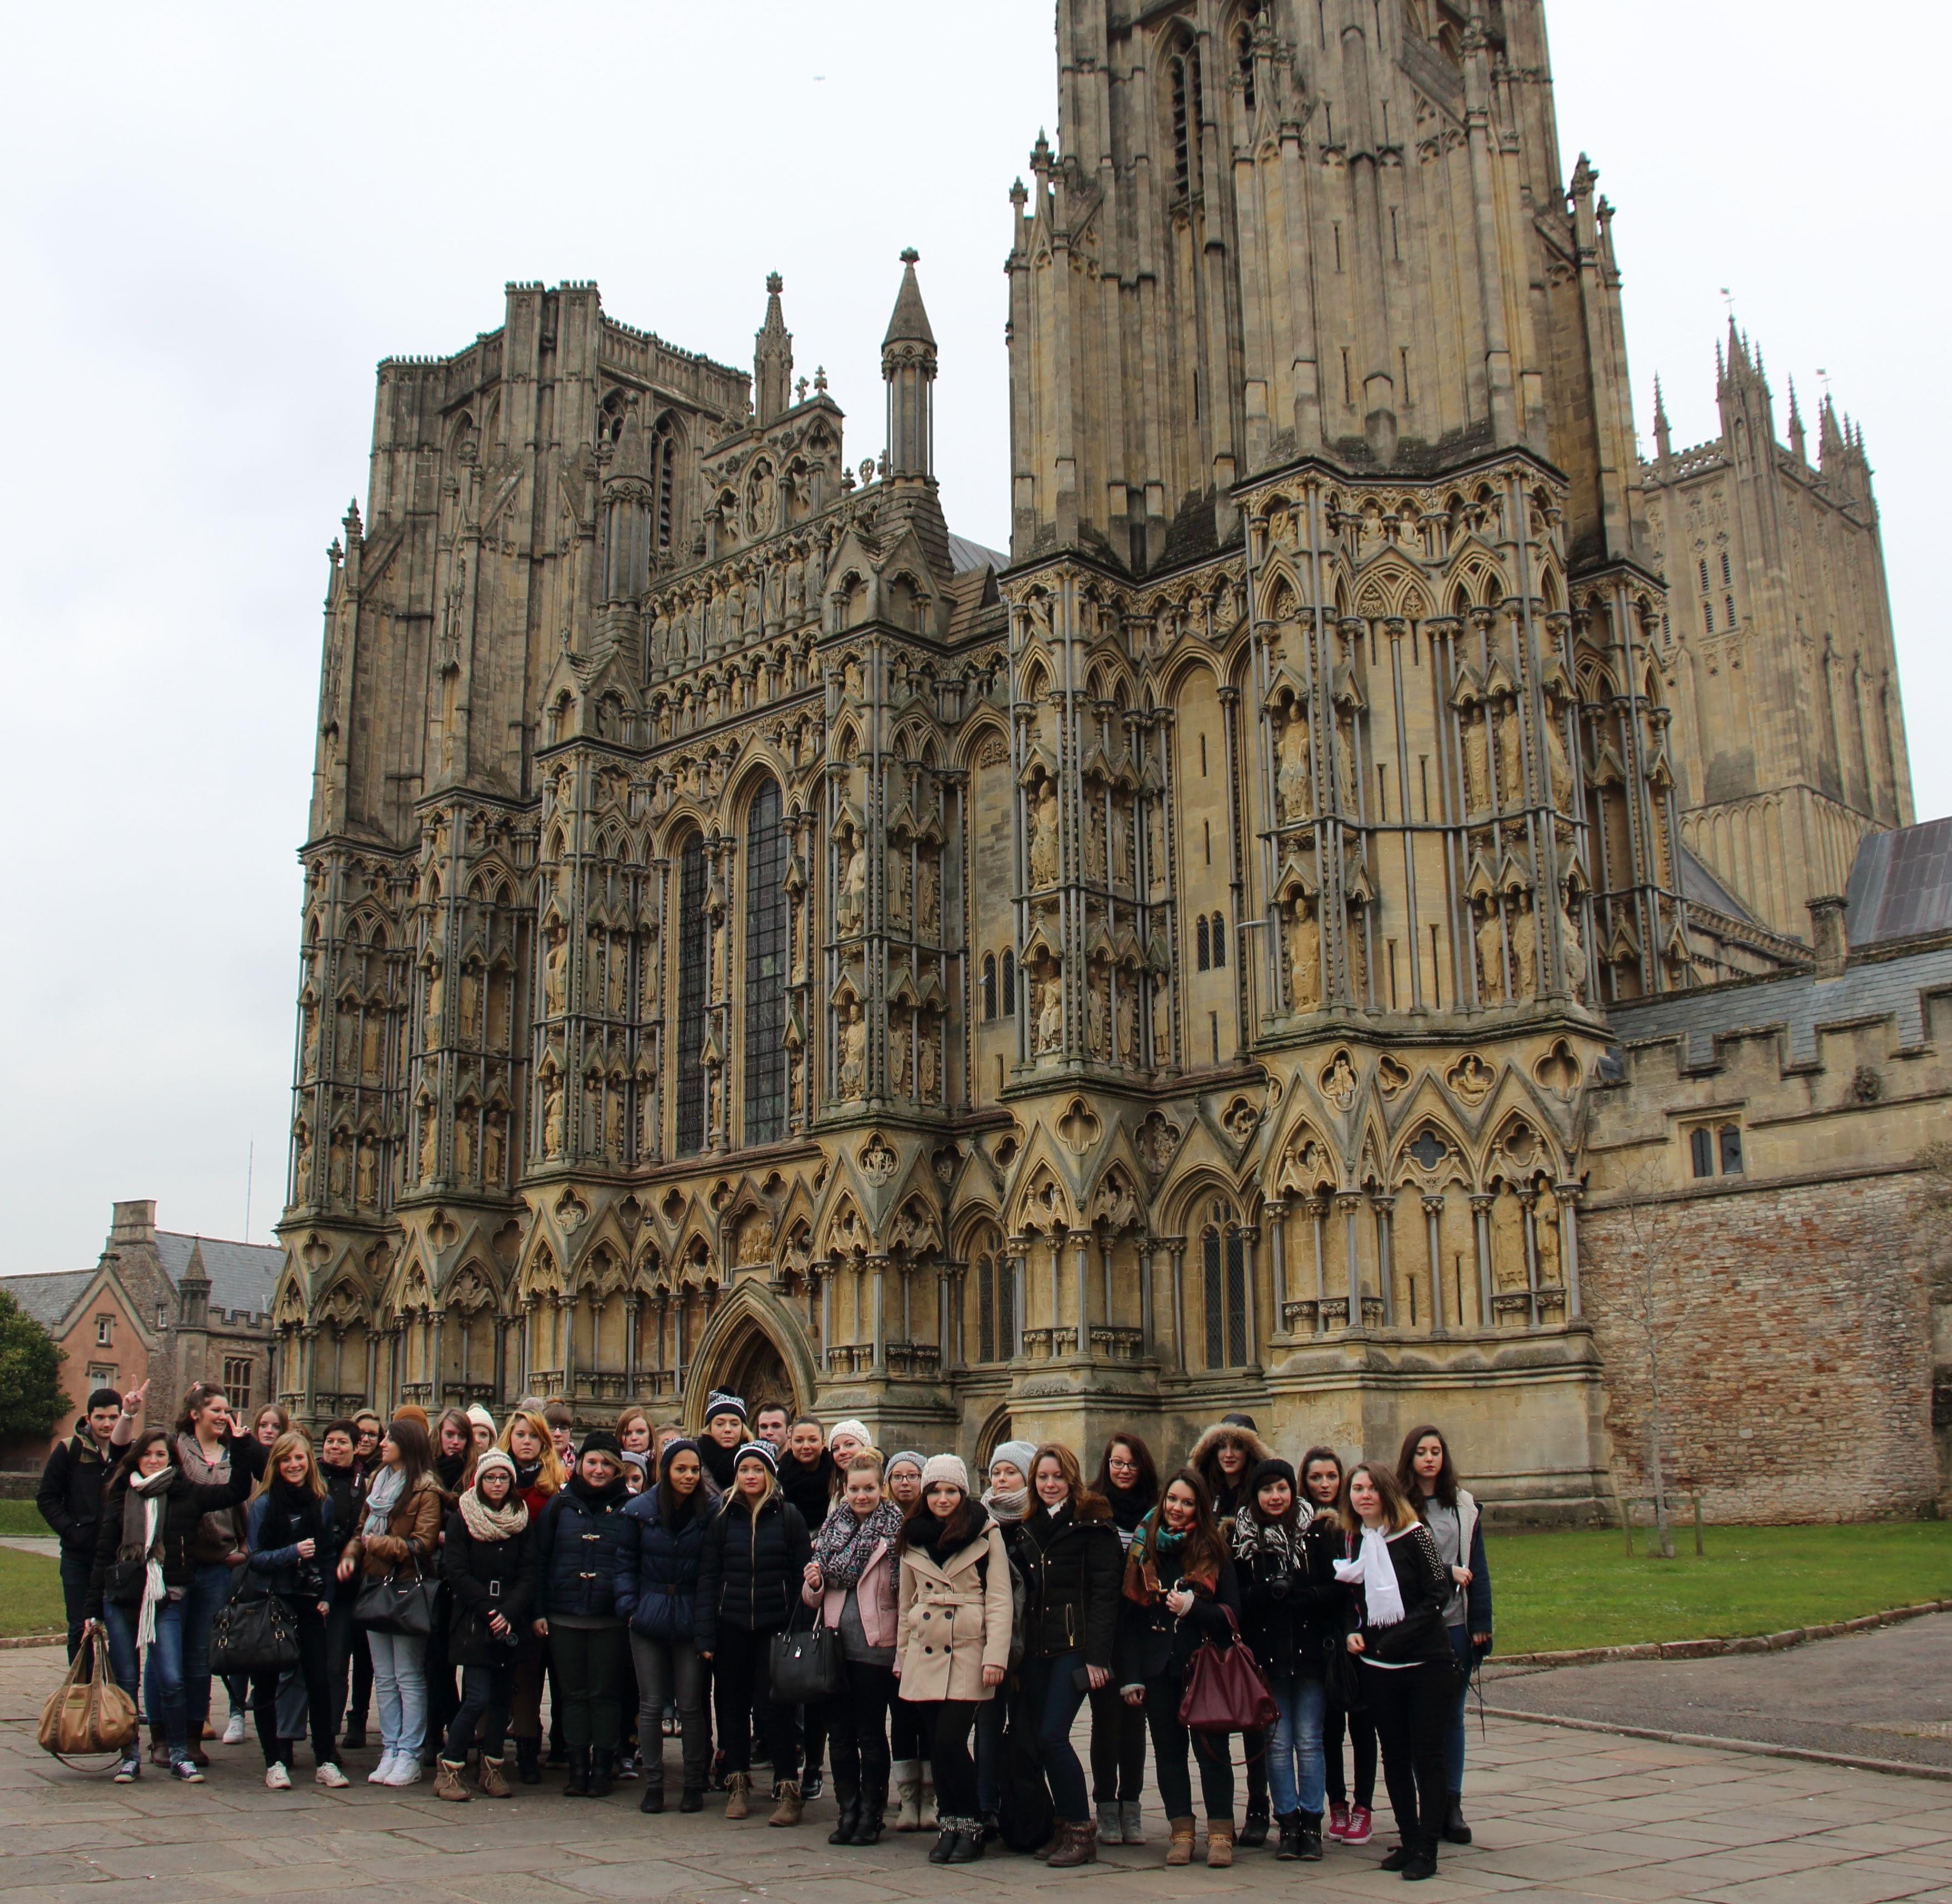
[1490, 1598, 1952, 1670]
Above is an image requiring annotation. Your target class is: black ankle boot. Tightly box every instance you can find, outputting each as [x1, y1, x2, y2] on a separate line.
[1442, 1797, 1472, 1845]
[829, 1781, 861, 1846]
[561, 1748, 590, 1798]
[640, 1782, 665, 1813]
[1297, 1811, 1324, 1861]
[1275, 1812, 1304, 1860]
[516, 1738, 541, 1784]
[586, 1749, 614, 1798]
[928, 1819, 959, 1865]
[1239, 1802, 1271, 1848]
[948, 1820, 985, 1863]
[854, 1781, 886, 1846]
[679, 1784, 704, 1812]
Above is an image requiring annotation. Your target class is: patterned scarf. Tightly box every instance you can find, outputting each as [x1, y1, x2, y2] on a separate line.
[458, 1482, 529, 1541]
[812, 1496, 903, 1587]
[1230, 1500, 1296, 1572]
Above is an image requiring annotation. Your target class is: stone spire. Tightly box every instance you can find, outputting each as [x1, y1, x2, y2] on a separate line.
[1652, 376, 1672, 462]
[754, 272, 793, 427]
[882, 249, 937, 480]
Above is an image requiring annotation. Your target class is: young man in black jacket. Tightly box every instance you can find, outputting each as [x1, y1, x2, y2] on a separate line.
[37, 1382, 141, 1657]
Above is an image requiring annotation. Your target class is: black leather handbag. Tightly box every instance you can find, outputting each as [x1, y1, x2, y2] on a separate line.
[769, 1613, 843, 1703]
[353, 1564, 437, 1638]
[209, 1574, 300, 1675]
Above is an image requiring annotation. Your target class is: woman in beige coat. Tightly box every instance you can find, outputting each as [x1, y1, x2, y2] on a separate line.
[894, 1454, 1012, 1865]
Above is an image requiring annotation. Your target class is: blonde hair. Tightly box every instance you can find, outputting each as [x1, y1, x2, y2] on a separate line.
[251, 1430, 325, 1501]
[497, 1407, 566, 1495]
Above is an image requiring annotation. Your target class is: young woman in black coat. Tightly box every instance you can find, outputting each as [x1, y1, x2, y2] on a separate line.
[694, 1441, 812, 1824]
[1017, 1444, 1124, 1866]
[435, 1448, 539, 1801]
[1337, 1463, 1458, 1882]
[1087, 1431, 1157, 1848]
[1114, 1469, 1243, 1870]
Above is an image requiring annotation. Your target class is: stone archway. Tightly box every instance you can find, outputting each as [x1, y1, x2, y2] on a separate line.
[683, 1285, 815, 1431]
[708, 1323, 794, 1421]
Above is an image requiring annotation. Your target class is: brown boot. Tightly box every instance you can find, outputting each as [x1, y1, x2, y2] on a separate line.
[476, 1755, 512, 1798]
[434, 1758, 470, 1803]
[1047, 1819, 1098, 1868]
[725, 1771, 752, 1819]
[1206, 1822, 1235, 1868]
[1166, 1817, 1197, 1866]
[768, 1778, 804, 1826]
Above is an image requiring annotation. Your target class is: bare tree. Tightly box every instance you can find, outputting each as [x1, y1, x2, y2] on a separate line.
[1610, 1165, 1682, 1559]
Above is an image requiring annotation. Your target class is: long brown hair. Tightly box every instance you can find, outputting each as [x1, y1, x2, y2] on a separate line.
[1135, 1467, 1228, 1585]
[1029, 1442, 1109, 1519]
[497, 1408, 566, 1495]
[1395, 1424, 1460, 1509]
[111, 1429, 174, 1487]
[1092, 1431, 1160, 1506]
[1340, 1461, 1420, 1536]
[898, 1481, 979, 1554]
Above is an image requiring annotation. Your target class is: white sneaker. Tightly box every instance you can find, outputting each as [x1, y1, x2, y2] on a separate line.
[315, 1762, 349, 1788]
[264, 1762, 292, 1791]
[385, 1758, 424, 1787]
[367, 1752, 399, 1785]
[222, 1712, 247, 1746]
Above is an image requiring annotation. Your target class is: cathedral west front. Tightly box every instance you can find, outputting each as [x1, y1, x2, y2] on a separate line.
[274, 0, 1949, 1524]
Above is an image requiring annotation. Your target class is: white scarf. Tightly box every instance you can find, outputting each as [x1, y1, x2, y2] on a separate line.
[131, 1467, 173, 1648]
[1334, 1525, 1406, 1628]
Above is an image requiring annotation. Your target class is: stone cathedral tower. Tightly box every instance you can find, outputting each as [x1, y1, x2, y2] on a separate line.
[271, 0, 1907, 1517]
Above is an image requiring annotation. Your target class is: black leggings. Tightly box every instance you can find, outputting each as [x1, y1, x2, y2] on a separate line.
[1089, 1682, 1147, 1803]
[910, 1697, 979, 1818]
[445, 1659, 518, 1759]
[1364, 1661, 1450, 1854]
[250, 1599, 335, 1770]
[711, 1622, 800, 1782]
[824, 1660, 895, 1790]
[1323, 1700, 1377, 1808]
[1145, 1678, 1233, 1822]
[552, 1624, 628, 1753]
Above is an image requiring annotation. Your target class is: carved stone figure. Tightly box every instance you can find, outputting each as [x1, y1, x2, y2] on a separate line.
[838, 830, 867, 935]
[484, 1110, 505, 1186]
[1497, 702, 1527, 807]
[1277, 707, 1314, 821]
[360, 1009, 383, 1081]
[1508, 895, 1538, 1000]
[1462, 706, 1491, 812]
[419, 1106, 438, 1182]
[459, 969, 480, 1043]
[605, 1090, 625, 1163]
[839, 1003, 866, 1099]
[544, 935, 568, 1016]
[606, 940, 626, 1014]
[543, 1078, 565, 1159]
[1559, 893, 1587, 1001]
[1110, 800, 1133, 886]
[1476, 904, 1507, 1003]
[1029, 781, 1060, 886]
[1116, 982, 1137, 1066]
[1287, 899, 1320, 1010]
[1533, 1183, 1562, 1287]
[328, 1130, 350, 1200]
[918, 1020, 939, 1100]
[355, 1135, 377, 1207]
[1036, 973, 1064, 1054]
[294, 1118, 313, 1191]
[1086, 966, 1107, 1058]
[1542, 701, 1575, 808]
[453, 1113, 474, 1182]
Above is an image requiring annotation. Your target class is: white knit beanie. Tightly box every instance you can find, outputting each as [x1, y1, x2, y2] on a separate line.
[990, 1439, 1038, 1480]
[920, 1453, 969, 1494]
[828, 1417, 870, 1449]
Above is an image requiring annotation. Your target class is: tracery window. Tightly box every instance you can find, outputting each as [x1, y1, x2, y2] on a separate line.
[675, 835, 708, 1156]
[1197, 915, 1211, 970]
[742, 781, 787, 1147]
[1211, 911, 1226, 968]
[976, 1249, 1011, 1363]
[652, 419, 677, 553]
[1168, 42, 1202, 194]
[982, 954, 998, 1021]
[1200, 1200, 1248, 1369]
[1002, 950, 1017, 1015]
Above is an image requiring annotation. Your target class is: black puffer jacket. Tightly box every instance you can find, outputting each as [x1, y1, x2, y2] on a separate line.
[693, 1490, 810, 1642]
[538, 1475, 631, 1622]
[82, 1462, 253, 1618]
[1015, 1499, 1124, 1669]
[443, 1508, 542, 1667]
[777, 1449, 835, 1532]
[1236, 1513, 1344, 1682]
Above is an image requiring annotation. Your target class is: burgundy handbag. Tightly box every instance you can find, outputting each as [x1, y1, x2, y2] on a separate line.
[1178, 1605, 1280, 1734]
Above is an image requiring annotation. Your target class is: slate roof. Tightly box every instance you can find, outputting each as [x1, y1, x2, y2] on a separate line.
[1846, 817, 1952, 946]
[1678, 845, 1760, 925]
[947, 532, 1005, 576]
[0, 1269, 95, 1330]
[155, 1232, 280, 1320]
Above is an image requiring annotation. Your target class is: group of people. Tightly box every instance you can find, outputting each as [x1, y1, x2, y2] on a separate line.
[43, 1383, 1492, 1883]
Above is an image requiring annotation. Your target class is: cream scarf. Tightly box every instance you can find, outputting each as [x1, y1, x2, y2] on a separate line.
[1334, 1524, 1406, 1628]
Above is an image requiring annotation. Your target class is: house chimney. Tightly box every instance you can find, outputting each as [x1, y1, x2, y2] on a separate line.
[1807, 895, 1848, 979]
[110, 1199, 157, 1246]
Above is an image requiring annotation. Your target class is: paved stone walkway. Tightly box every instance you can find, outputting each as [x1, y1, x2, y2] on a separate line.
[6, 1640, 1952, 1904]
[1488, 1613, 1952, 1773]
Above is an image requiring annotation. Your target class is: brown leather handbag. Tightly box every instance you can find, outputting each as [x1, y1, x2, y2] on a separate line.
[1178, 1605, 1280, 1735]
[38, 1624, 138, 1762]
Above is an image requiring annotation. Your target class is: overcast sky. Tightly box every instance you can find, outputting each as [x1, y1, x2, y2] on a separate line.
[2, 2, 1944, 1278]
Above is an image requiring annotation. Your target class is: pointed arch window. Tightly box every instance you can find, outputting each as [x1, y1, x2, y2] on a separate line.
[1211, 912, 1227, 968]
[675, 836, 708, 1156]
[1197, 915, 1211, 970]
[977, 1248, 1009, 1363]
[1002, 949, 1017, 1016]
[1168, 43, 1202, 195]
[743, 780, 788, 1147]
[652, 418, 677, 553]
[982, 954, 998, 1022]
[1201, 1200, 1248, 1368]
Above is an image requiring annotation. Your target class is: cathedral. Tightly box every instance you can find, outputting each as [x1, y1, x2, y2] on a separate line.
[274, 0, 1946, 1523]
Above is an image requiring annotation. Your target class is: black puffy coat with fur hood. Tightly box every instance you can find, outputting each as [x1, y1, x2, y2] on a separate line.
[1188, 1422, 1275, 1521]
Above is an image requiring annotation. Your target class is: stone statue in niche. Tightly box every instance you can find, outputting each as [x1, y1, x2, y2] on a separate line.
[1110, 800, 1133, 886]
[1508, 894, 1538, 1000]
[1461, 705, 1491, 812]
[890, 1012, 913, 1097]
[1086, 965, 1107, 1059]
[1558, 892, 1586, 1001]
[544, 935, 568, 1016]
[1532, 1182, 1562, 1287]
[328, 1130, 351, 1201]
[1277, 706, 1314, 821]
[605, 1090, 625, 1163]
[1496, 702, 1526, 808]
[335, 998, 358, 1073]
[1286, 898, 1321, 1009]
[917, 853, 940, 939]
[607, 941, 626, 1014]
[293, 1118, 313, 1191]
[1475, 903, 1507, 1004]
[484, 1110, 505, 1186]
[843, 653, 865, 701]
[1036, 971, 1064, 1055]
[838, 829, 867, 936]
[459, 969, 480, 1043]
[419, 1106, 438, 1182]
[1152, 979, 1172, 1065]
[1334, 703, 1361, 811]
[1084, 800, 1105, 882]
[1029, 780, 1061, 887]
[1116, 981, 1137, 1066]
[360, 1009, 383, 1082]
[838, 1002, 866, 1099]
[302, 1003, 319, 1078]
[1542, 700, 1575, 808]
[1344, 901, 1369, 1002]
[917, 1020, 938, 1102]
[453, 1114, 474, 1182]
[356, 1136, 377, 1206]
[543, 1078, 565, 1159]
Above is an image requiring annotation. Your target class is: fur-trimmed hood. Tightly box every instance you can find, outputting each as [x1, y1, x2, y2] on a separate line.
[1188, 1421, 1275, 1480]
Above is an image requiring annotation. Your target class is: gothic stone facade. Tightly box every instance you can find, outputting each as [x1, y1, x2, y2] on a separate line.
[273, 0, 1930, 1523]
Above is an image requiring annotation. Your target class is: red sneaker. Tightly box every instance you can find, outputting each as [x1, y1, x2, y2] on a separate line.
[1343, 1804, 1374, 1846]
[1326, 1802, 1350, 1842]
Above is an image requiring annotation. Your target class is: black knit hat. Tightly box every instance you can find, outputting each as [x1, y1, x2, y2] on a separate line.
[1221, 1412, 1260, 1431]
[578, 1427, 624, 1462]
[734, 1439, 778, 1474]
[1247, 1456, 1297, 1497]
[705, 1391, 748, 1425]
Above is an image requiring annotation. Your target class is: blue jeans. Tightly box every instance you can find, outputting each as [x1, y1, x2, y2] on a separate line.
[182, 1561, 237, 1736]
[368, 1628, 428, 1758]
[1266, 1673, 1327, 1817]
[1027, 1650, 1090, 1822]
[1445, 1625, 1472, 1796]
[106, 1599, 191, 1751]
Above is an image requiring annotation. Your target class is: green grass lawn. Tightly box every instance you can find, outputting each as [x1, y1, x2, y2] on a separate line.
[0, 1547, 65, 1639]
[1495, 1521, 1952, 1654]
[0, 1499, 54, 1538]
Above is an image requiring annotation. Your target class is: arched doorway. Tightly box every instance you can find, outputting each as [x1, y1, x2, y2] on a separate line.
[687, 1308, 801, 1429]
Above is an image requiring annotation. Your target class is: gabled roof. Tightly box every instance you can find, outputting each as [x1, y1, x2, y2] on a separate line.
[1846, 818, 1952, 948]
[948, 532, 1005, 576]
[155, 1232, 280, 1320]
[0, 1269, 94, 1330]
